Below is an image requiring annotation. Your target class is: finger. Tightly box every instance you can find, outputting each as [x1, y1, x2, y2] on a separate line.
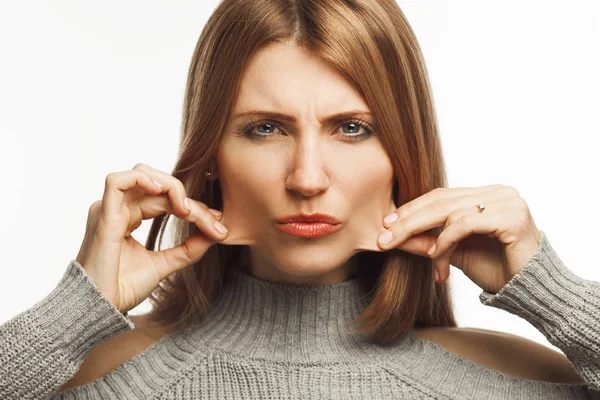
[383, 184, 509, 229]
[434, 255, 452, 284]
[151, 231, 217, 281]
[134, 191, 222, 222]
[138, 195, 228, 242]
[208, 209, 223, 220]
[433, 244, 457, 284]
[132, 163, 191, 218]
[103, 170, 164, 217]
[429, 209, 509, 283]
[185, 198, 229, 241]
[429, 197, 521, 260]
[378, 185, 516, 251]
[377, 232, 437, 258]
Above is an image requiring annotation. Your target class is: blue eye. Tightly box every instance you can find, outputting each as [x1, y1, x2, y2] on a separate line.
[238, 119, 375, 142]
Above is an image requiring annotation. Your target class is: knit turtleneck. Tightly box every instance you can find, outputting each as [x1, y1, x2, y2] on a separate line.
[3, 230, 599, 399]
[177, 267, 415, 364]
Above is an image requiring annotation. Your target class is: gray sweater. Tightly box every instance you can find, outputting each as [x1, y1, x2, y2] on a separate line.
[1, 230, 599, 399]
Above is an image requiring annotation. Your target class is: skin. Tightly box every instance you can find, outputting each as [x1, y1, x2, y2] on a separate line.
[215, 41, 396, 285]
[214, 42, 542, 293]
[57, 43, 582, 393]
[377, 184, 542, 293]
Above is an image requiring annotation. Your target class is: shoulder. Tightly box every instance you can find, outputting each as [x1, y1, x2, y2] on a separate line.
[414, 326, 584, 384]
[57, 314, 170, 392]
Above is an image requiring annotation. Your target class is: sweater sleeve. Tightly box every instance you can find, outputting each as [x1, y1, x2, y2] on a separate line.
[0, 260, 135, 400]
[479, 230, 600, 393]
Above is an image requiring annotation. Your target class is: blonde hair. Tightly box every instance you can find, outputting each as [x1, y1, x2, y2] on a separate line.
[144, 0, 456, 344]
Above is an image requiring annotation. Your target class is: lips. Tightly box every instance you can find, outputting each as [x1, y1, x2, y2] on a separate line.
[275, 212, 342, 225]
[275, 212, 342, 238]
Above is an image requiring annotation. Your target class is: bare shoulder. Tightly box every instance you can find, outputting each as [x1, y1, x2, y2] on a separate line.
[57, 314, 171, 393]
[414, 326, 584, 384]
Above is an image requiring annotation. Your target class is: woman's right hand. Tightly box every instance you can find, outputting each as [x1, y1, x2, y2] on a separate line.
[75, 163, 228, 314]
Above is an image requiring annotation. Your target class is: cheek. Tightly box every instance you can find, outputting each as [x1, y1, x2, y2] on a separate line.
[219, 155, 280, 200]
[340, 152, 394, 204]
[342, 146, 393, 182]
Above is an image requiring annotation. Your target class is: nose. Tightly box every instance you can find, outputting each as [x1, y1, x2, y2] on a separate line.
[284, 135, 330, 198]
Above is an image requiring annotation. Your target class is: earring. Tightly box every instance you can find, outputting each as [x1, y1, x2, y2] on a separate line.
[205, 170, 211, 177]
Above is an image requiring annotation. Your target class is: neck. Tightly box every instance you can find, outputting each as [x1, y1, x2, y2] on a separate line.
[238, 246, 362, 285]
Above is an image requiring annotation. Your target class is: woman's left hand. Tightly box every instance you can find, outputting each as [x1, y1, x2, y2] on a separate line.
[376, 184, 542, 295]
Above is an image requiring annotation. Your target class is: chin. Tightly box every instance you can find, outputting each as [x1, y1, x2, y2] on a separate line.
[269, 251, 349, 276]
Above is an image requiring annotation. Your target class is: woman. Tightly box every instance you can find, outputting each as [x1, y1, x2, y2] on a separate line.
[1, 0, 598, 398]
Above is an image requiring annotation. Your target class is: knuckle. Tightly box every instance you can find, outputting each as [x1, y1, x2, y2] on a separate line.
[488, 183, 505, 190]
[138, 169, 153, 182]
[457, 214, 471, 225]
[501, 185, 520, 197]
[447, 210, 462, 225]
[175, 179, 188, 197]
[202, 206, 220, 224]
[396, 206, 410, 220]
[105, 172, 117, 187]
[132, 163, 148, 171]
[514, 195, 529, 211]
[89, 200, 102, 214]
[193, 214, 215, 237]
[89, 199, 101, 210]
[397, 201, 415, 220]
[166, 180, 188, 213]
[130, 169, 151, 187]
[431, 198, 448, 214]
[431, 187, 447, 198]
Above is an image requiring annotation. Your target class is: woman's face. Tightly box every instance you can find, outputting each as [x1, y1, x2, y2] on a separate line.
[217, 42, 397, 285]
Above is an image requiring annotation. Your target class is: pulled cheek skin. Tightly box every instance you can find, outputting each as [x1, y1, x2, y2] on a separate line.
[215, 189, 262, 247]
[353, 197, 397, 252]
[216, 188, 397, 254]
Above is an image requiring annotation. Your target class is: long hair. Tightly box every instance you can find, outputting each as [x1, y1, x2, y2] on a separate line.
[144, 0, 456, 344]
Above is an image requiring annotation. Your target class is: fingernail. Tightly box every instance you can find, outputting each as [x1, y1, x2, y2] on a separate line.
[208, 208, 222, 216]
[378, 230, 393, 245]
[214, 221, 228, 234]
[383, 212, 398, 224]
[434, 269, 440, 282]
[152, 179, 163, 189]
[427, 244, 437, 256]
[183, 197, 191, 211]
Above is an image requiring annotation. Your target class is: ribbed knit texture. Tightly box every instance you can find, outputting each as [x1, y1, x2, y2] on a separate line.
[1, 230, 599, 399]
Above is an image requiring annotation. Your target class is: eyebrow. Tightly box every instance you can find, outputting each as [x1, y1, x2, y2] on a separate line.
[232, 109, 373, 124]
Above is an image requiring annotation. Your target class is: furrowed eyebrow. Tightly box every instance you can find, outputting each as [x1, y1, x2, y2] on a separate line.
[232, 109, 373, 124]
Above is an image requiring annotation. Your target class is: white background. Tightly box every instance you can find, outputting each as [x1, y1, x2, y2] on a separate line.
[1, 1, 599, 356]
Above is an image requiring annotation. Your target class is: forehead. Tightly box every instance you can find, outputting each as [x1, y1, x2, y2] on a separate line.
[233, 43, 369, 115]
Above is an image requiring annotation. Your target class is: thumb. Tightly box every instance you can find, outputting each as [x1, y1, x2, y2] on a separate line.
[152, 232, 217, 281]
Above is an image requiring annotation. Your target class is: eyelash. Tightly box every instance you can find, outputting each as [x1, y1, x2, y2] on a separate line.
[237, 118, 375, 142]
